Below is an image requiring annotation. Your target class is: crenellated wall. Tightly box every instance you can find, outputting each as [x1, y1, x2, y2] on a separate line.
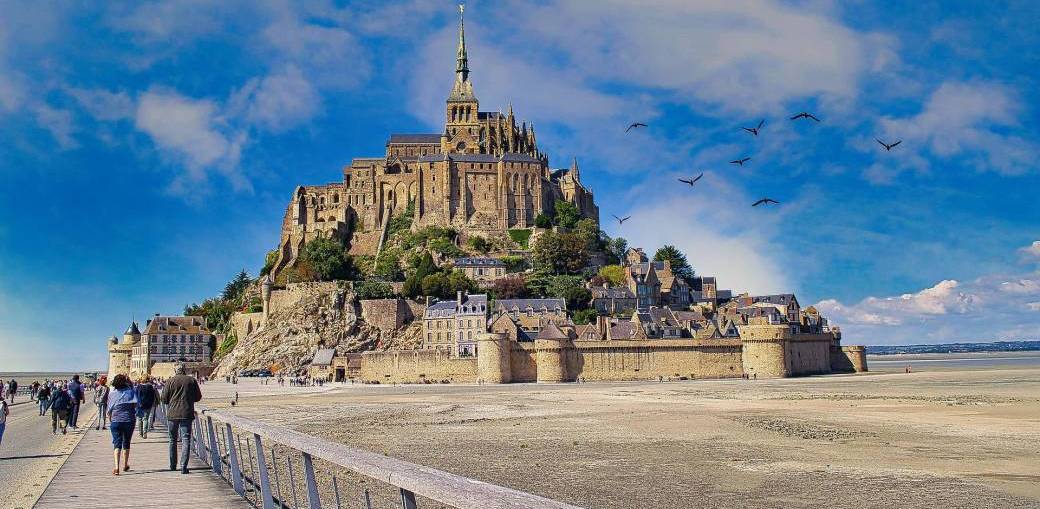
[354, 327, 866, 384]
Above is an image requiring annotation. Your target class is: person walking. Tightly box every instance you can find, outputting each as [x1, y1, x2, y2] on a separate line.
[135, 376, 158, 438]
[106, 374, 138, 475]
[67, 375, 84, 429]
[0, 394, 9, 446]
[7, 379, 17, 404]
[49, 385, 72, 435]
[94, 377, 110, 430]
[37, 383, 52, 416]
[160, 364, 202, 474]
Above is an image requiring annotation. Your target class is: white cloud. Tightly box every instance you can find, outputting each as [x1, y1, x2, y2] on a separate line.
[816, 242, 1040, 344]
[68, 88, 135, 121]
[873, 81, 1038, 177]
[614, 173, 791, 295]
[32, 104, 78, 149]
[135, 89, 249, 192]
[1019, 241, 1040, 262]
[230, 65, 322, 133]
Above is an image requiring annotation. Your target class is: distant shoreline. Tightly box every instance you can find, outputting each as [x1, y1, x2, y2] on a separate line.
[866, 340, 1039, 356]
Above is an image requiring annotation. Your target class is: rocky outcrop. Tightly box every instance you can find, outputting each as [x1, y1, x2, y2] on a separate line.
[215, 283, 423, 376]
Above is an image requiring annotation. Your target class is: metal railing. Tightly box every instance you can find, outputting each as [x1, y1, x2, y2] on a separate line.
[183, 405, 583, 509]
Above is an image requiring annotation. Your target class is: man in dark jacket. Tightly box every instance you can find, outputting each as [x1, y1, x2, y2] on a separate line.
[135, 377, 158, 438]
[66, 375, 84, 428]
[49, 386, 72, 435]
[160, 364, 202, 474]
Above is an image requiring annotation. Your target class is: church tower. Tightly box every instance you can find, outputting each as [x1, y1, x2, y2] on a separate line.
[444, 4, 481, 154]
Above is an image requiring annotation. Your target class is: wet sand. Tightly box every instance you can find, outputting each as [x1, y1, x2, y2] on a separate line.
[218, 359, 1040, 508]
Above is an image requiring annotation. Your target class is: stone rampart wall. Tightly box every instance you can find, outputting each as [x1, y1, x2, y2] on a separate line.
[569, 339, 744, 381]
[359, 350, 478, 384]
[230, 312, 264, 342]
[787, 334, 833, 376]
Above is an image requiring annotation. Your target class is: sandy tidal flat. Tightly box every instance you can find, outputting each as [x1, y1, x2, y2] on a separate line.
[222, 363, 1040, 508]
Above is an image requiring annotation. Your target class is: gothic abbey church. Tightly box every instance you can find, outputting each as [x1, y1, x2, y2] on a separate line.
[270, 9, 599, 280]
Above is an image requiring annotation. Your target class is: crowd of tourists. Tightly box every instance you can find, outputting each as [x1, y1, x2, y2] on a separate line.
[0, 366, 203, 476]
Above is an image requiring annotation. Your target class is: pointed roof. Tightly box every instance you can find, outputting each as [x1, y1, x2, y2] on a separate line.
[536, 321, 568, 341]
[125, 321, 141, 335]
[448, 4, 477, 103]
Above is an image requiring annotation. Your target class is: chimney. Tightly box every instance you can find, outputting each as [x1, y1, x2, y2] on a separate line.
[456, 290, 464, 306]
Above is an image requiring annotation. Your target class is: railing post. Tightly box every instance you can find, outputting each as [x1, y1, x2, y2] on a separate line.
[253, 433, 275, 509]
[400, 488, 418, 509]
[302, 452, 321, 509]
[194, 418, 205, 460]
[226, 423, 244, 495]
[207, 416, 222, 475]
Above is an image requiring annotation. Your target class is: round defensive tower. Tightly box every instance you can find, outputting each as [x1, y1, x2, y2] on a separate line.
[534, 321, 572, 383]
[841, 345, 868, 372]
[477, 332, 512, 384]
[739, 324, 792, 378]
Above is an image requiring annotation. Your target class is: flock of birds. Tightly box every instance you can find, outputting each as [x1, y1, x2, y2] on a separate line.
[613, 112, 902, 226]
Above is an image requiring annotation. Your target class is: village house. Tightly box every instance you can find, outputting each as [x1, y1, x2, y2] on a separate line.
[494, 298, 569, 339]
[453, 257, 506, 287]
[589, 284, 637, 315]
[422, 292, 488, 357]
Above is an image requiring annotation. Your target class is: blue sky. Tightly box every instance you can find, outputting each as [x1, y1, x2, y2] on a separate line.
[1, 0, 1038, 371]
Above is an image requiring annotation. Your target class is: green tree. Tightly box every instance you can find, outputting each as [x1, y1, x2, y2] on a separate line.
[597, 265, 626, 286]
[222, 269, 252, 302]
[572, 308, 598, 325]
[421, 272, 450, 299]
[532, 230, 588, 274]
[355, 280, 395, 299]
[373, 248, 404, 281]
[573, 218, 602, 251]
[302, 237, 353, 281]
[500, 255, 528, 273]
[260, 249, 279, 276]
[386, 201, 415, 238]
[553, 201, 581, 229]
[604, 236, 628, 265]
[466, 236, 491, 253]
[545, 275, 591, 311]
[653, 245, 695, 283]
[534, 213, 553, 229]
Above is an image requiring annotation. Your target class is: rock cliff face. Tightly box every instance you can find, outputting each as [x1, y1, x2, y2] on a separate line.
[215, 283, 422, 376]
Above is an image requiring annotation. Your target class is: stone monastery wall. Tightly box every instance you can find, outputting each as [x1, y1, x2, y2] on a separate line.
[359, 349, 478, 384]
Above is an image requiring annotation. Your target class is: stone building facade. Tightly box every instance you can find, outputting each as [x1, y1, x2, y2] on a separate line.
[270, 9, 598, 281]
[107, 315, 216, 379]
[422, 292, 488, 357]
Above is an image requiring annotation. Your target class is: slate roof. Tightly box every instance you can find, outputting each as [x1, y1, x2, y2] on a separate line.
[454, 257, 505, 267]
[424, 294, 489, 318]
[145, 316, 212, 335]
[387, 134, 442, 144]
[608, 321, 635, 340]
[312, 348, 336, 366]
[573, 324, 602, 341]
[536, 321, 568, 340]
[591, 286, 635, 299]
[751, 294, 798, 306]
[497, 298, 566, 313]
[125, 321, 141, 335]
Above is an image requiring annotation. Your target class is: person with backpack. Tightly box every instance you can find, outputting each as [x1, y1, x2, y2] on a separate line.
[67, 375, 84, 429]
[135, 376, 157, 438]
[49, 384, 72, 435]
[36, 383, 52, 416]
[94, 377, 110, 430]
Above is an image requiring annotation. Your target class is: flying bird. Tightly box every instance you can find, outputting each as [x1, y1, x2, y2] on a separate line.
[612, 214, 631, 225]
[743, 120, 765, 136]
[876, 138, 902, 151]
[625, 122, 648, 132]
[678, 173, 704, 186]
[752, 198, 780, 207]
[789, 112, 821, 122]
[729, 157, 751, 166]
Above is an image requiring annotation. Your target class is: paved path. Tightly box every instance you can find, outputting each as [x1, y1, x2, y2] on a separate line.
[34, 415, 248, 509]
[0, 400, 96, 509]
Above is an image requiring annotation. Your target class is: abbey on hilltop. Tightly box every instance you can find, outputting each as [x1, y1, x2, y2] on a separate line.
[269, 7, 598, 281]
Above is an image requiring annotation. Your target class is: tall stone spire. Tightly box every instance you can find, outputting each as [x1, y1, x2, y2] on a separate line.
[456, 4, 469, 82]
[447, 3, 477, 103]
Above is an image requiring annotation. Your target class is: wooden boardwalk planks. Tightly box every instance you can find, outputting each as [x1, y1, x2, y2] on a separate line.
[34, 416, 248, 509]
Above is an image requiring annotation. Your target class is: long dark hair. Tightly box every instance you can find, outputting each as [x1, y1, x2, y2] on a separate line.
[111, 374, 131, 391]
